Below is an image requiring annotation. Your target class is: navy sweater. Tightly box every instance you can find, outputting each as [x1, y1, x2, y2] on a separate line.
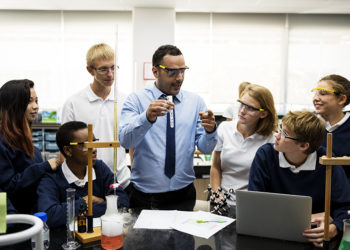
[0, 134, 51, 214]
[248, 143, 350, 233]
[322, 113, 350, 179]
[37, 160, 129, 228]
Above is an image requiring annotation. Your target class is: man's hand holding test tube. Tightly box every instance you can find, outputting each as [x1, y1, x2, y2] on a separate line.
[146, 96, 174, 123]
[145, 95, 216, 133]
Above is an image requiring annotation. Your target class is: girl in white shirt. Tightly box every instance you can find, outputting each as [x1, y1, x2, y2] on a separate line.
[210, 84, 277, 208]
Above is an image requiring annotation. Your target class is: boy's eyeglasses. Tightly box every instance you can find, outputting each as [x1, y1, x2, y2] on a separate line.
[91, 66, 119, 74]
[277, 125, 298, 141]
[311, 87, 340, 96]
[69, 138, 99, 152]
[237, 99, 264, 113]
[157, 64, 189, 77]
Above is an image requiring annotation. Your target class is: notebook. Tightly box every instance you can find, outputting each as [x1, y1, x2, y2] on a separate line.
[236, 190, 312, 242]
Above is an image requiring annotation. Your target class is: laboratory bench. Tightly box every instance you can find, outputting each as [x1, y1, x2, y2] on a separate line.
[4, 210, 341, 250]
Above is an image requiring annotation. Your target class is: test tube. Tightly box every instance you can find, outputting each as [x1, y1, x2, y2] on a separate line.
[166, 95, 174, 128]
[62, 188, 81, 250]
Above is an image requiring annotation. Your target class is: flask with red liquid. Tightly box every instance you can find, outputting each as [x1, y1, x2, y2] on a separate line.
[101, 195, 123, 250]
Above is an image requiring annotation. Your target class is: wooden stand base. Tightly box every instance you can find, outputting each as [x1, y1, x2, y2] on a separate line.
[75, 227, 101, 244]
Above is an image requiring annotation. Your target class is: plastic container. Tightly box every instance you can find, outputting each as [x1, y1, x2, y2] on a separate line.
[33, 141, 43, 151]
[339, 219, 350, 250]
[44, 132, 56, 141]
[32, 135, 42, 142]
[31, 212, 50, 250]
[32, 130, 42, 137]
[44, 142, 59, 151]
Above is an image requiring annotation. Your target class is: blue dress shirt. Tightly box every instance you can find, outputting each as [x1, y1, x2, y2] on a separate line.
[119, 84, 217, 193]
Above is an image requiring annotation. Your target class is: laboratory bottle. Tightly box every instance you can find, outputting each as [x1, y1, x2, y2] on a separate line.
[101, 195, 124, 250]
[77, 203, 87, 233]
[31, 212, 50, 250]
[339, 219, 350, 250]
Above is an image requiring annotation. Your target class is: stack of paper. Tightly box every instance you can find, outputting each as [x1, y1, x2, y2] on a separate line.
[134, 210, 235, 239]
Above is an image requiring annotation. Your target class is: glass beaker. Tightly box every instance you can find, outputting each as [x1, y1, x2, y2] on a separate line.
[100, 195, 123, 250]
[339, 219, 350, 250]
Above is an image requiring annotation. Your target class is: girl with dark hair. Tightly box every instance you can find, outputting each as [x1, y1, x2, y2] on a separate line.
[0, 79, 60, 214]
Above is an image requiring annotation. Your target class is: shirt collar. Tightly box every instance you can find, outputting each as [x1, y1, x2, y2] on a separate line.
[279, 151, 316, 174]
[87, 85, 115, 102]
[150, 82, 182, 103]
[62, 160, 96, 187]
[326, 112, 350, 132]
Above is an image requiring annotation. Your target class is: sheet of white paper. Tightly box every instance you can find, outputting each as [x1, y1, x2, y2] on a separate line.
[133, 210, 177, 229]
[172, 210, 235, 239]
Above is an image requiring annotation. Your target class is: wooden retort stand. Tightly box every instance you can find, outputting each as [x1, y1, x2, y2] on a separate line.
[75, 124, 120, 244]
[319, 133, 350, 249]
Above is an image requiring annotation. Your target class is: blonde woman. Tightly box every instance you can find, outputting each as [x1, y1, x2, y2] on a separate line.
[210, 84, 277, 212]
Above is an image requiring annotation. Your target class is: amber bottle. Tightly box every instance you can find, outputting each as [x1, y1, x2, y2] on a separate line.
[77, 203, 87, 233]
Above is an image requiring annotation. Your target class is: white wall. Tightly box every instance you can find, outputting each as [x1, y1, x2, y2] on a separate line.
[1, 10, 350, 115]
[0, 10, 132, 110]
[176, 13, 350, 115]
[132, 8, 175, 90]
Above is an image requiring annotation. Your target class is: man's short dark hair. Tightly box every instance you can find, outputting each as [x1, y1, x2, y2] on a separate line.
[152, 45, 183, 66]
[56, 121, 87, 157]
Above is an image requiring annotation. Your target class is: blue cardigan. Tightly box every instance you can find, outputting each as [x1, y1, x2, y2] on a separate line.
[248, 143, 350, 233]
[0, 134, 51, 214]
[37, 160, 129, 228]
[322, 113, 350, 179]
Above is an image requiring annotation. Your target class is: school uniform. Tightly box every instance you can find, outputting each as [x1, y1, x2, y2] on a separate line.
[0, 133, 51, 214]
[249, 143, 350, 233]
[37, 160, 129, 228]
[322, 112, 350, 179]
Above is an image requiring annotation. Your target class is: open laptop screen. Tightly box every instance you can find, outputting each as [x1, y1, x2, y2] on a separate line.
[236, 190, 312, 242]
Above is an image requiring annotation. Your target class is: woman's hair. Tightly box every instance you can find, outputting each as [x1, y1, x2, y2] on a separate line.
[238, 82, 251, 98]
[319, 74, 350, 107]
[282, 111, 325, 154]
[86, 43, 114, 68]
[240, 84, 278, 136]
[0, 79, 34, 157]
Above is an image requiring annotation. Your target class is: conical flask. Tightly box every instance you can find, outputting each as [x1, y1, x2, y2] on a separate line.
[101, 195, 123, 250]
[339, 219, 350, 250]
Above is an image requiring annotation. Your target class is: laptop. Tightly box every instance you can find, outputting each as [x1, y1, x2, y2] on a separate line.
[236, 190, 312, 242]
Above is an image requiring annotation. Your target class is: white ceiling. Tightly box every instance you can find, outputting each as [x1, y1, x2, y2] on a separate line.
[1, 0, 350, 14]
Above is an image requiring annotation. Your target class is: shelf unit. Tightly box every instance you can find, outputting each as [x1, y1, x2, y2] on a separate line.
[32, 123, 60, 161]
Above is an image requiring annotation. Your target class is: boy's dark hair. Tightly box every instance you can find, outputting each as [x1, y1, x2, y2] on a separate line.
[56, 121, 87, 157]
[152, 45, 182, 66]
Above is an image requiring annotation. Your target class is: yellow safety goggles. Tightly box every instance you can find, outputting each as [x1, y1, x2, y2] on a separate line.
[311, 87, 340, 95]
